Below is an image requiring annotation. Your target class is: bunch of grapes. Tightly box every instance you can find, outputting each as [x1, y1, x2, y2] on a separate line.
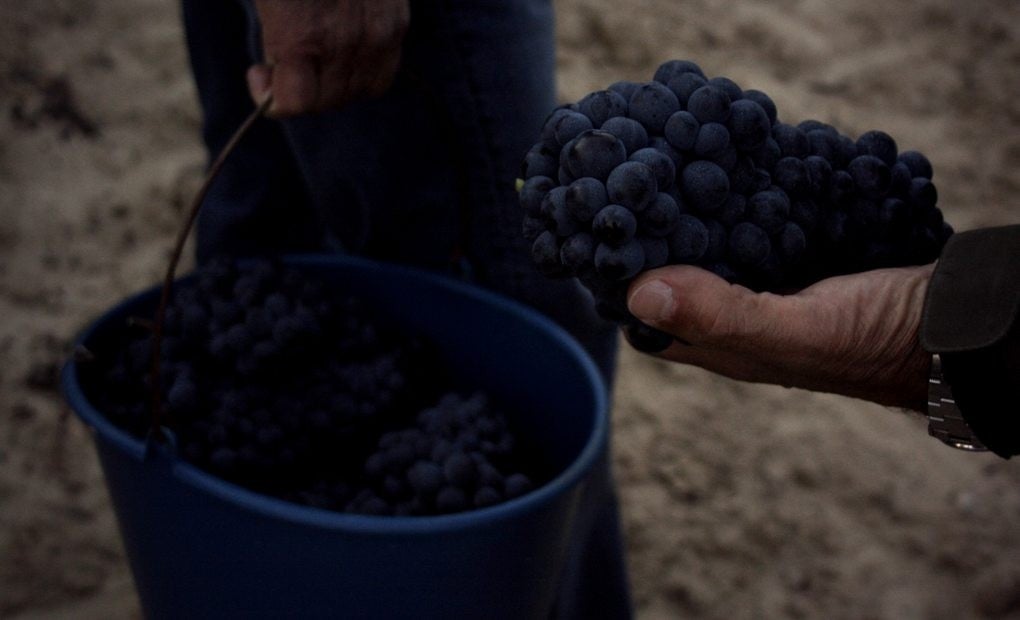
[519, 59, 951, 351]
[84, 259, 539, 515]
[343, 392, 534, 516]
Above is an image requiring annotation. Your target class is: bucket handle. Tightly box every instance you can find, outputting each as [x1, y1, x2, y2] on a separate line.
[147, 96, 273, 442]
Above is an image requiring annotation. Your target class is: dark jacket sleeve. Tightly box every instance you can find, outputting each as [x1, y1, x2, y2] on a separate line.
[920, 224, 1020, 458]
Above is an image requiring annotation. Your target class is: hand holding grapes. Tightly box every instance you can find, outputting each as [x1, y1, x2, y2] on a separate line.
[626, 263, 935, 411]
[246, 0, 410, 117]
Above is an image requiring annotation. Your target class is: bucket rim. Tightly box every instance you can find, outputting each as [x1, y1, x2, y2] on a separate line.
[62, 253, 609, 534]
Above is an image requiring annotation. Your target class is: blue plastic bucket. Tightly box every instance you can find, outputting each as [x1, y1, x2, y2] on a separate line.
[62, 254, 607, 620]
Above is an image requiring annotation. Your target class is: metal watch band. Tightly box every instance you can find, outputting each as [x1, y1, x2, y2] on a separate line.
[927, 353, 988, 451]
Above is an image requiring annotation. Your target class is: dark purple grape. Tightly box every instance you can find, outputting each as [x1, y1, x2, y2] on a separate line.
[681, 160, 729, 213]
[629, 147, 676, 189]
[727, 99, 771, 151]
[540, 187, 577, 236]
[601, 116, 649, 155]
[748, 190, 791, 234]
[607, 161, 658, 212]
[593, 205, 639, 245]
[772, 123, 810, 159]
[741, 89, 777, 126]
[565, 177, 609, 222]
[694, 122, 731, 159]
[729, 222, 771, 268]
[522, 144, 557, 179]
[707, 76, 742, 102]
[553, 111, 595, 147]
[776, 222, 807, 264]
[531, 231, 563, 275]
[666, 73, 709, 107]
[519, 175, 555, 217]
[607, 81, 641, 102]
[560, 232, 597, 270]
[639, 236, 670, 269]
[640, 193, 681, 237]
[898, 150, 933, 180]
[773, 157, 810, 197]
[909, 177, 938, 209]
[578, 90, 629, 127]
[565, 130, 627, 181]
[686, 85, 731, 124]
[628, 82, 681, 134]
[654, 59, 707, 83]
[750, 137, 781, 171]
[855, 130, 897, 167]
[668, 214, 710, 262]
[664, 111, 700, 151]
[847, 155, 891, 197]
[624, 322, 674, 353]
[595, 240, 645, 280]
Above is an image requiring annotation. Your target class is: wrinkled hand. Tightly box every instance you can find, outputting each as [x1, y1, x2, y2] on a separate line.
[626, 264, 936, 411]
[247, 0, 410, 117]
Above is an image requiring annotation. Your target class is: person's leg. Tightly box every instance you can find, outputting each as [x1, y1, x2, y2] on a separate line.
[187, 0, 629, 615]
[181, 0, 322, 261]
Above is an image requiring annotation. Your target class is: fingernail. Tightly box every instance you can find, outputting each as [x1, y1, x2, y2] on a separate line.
[627, 280, 674, 323]
[246, 66, 270, 102]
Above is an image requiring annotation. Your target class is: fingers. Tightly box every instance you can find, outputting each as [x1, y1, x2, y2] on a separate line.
[250, 0, 409, 116]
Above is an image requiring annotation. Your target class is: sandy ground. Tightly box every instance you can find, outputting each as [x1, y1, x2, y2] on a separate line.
[1, 0, 1019, 618]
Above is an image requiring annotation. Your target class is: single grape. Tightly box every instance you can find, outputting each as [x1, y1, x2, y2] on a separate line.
[727, 99, 771, 151]
[847, 155, 891, 197]
[694, 122, 731, 159]
[629, 147, 677, 189]
[565, 177, 609, 222]
[565, 130, 628, 181]
[898, 150, 933, 180]
[707, 76, 742, 102]
[668, 214, 710, 262]
[748, 190, 791, 234]
[639, 236, 670, 269]
[686, 85, 731, 124]
[681, 160, 730, 213]
[601, 116, 649, 155]
[519, 175, 555, 217]
[664, 110, 700, 151]
[773, 157, 810, 197]
[772, 123, 810, 159]
[607, 161, 658, 212]
[855, 130, 898, 167]
[595, 240, 646, 280]
[728, 222, 771, 268]
[666, 73, 709, 108]
[741, 89, 777, 126]
[654, 59, 707, 83]
[560, 232, 597, 270]
[639, 193, 681, 237]
[577, 90, 629, 127]
[628, 81, 681, 134]
[553, 111, 595, 147]
[593, 204, 639, 245]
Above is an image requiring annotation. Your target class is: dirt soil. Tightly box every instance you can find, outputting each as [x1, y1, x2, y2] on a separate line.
[1, 0, 1019, 618]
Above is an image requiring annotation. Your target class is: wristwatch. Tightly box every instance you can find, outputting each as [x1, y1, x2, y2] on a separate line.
[919, 224, 1020, 456]
[925, 353, 986, 451]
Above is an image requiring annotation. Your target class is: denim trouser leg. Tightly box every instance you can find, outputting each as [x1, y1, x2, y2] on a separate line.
[181, 1, 630, 617]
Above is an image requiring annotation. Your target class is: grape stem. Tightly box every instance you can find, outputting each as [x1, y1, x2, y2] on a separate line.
[147, 95, 273, 443]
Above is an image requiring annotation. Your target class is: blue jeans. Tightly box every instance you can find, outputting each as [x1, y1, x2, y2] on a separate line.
[181, 1, 629, 617]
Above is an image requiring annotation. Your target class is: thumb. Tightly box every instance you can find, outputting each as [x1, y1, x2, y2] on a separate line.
[626, 265, 765, 347]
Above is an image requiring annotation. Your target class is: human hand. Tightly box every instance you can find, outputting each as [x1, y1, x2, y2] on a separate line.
[246, 0, 410, 117]
[626, 264, 936, 411]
